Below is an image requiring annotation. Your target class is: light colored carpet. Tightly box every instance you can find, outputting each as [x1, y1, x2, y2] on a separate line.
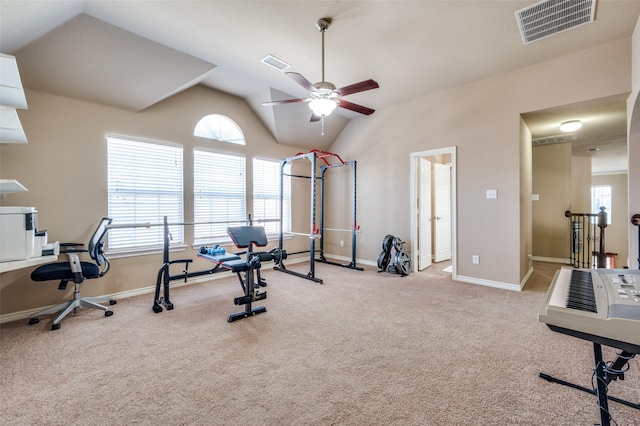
[1, 261, 638, 425]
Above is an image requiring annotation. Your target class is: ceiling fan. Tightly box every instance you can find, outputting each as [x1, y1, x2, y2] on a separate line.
[262, 18, 379, 133]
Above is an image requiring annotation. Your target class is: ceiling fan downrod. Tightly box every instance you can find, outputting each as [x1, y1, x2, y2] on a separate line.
[317, 18, 331, 83]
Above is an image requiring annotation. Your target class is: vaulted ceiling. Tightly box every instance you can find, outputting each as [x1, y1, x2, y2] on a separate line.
[1, 1, 639, 171]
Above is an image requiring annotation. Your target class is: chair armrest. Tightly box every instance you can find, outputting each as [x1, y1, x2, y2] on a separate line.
[59, 243, 87, 254]
[60, 243, 84, 248]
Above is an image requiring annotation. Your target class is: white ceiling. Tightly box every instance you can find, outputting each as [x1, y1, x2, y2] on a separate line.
[1, 1, 639, 171]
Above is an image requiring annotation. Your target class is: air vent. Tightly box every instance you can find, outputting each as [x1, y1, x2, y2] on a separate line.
[532, 133, 577, 145]
[261, 54, 291, 72]
[516, 0, 596, 44]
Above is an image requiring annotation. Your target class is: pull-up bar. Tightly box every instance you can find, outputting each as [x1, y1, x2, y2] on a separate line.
[276, 150, 362, 284]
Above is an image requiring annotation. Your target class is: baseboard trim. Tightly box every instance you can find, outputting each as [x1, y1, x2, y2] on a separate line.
[531, 256, 570, 264]
[321, 254, 376, 268]
[455, 275, 522, 292]
[520, 266, 534, 290]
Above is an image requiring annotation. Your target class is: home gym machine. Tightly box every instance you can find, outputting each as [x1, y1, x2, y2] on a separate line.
[275, 149, 362, 284]
[149, 215, 286, 322]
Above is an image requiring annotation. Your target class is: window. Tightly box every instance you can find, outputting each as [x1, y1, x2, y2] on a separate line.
[591, 185, 612, 225]
[107, 136, 184, 252]
[194, 150, 246, 243]
[253, 158, 291, 236]
[194, 114, 245, 145]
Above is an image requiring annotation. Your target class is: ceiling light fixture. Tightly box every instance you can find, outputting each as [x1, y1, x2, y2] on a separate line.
[560, 120, 582, 132]
[309, 98, 337, 117]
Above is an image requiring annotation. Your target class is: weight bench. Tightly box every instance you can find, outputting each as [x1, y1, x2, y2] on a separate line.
[222, 225, 270, 322]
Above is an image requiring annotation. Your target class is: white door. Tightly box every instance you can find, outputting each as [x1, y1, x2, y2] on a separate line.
[434, 163, 451, 262]
[418, 158, 432, 270]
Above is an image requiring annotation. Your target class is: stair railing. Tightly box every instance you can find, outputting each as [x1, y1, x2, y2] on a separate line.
[565, 207, 607, 268]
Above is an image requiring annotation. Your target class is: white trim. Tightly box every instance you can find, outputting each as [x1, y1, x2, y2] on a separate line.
[530, 256, 570, 264]
[456, 275, 522, 292]
[323, 253, 376, 267]
[409, 147, 457, 279]
[521, 266, 534, 289]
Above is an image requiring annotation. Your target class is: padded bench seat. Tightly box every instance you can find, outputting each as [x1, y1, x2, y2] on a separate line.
[220, 258, 262, 273]
[197, 253, 241, 264]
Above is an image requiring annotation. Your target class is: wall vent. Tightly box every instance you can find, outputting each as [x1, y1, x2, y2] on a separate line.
[516, 0, 596, 44]
[261, 54, 291, 72]
[532, 133, 577, 145]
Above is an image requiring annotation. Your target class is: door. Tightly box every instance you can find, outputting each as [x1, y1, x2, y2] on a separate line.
[418, 157, 432, 270]
[434, 163, 451, 262]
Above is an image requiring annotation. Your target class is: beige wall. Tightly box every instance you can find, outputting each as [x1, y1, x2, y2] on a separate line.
[330, 38, 634, 287]
[0, 86, 306, 315]
[571, 156, 592, 212]
[592, 173, 629, 267]
[532, 143, 572, 259]
[1, 34, 638, 318]
[519, 117, 533, 282]
[628, 16, 640, 269]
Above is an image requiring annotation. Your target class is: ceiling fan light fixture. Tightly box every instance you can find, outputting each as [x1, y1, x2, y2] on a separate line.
[309, 98, 337, 116]
[560, 120, 582, 132]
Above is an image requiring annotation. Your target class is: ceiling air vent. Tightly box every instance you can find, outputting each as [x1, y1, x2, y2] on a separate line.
[516, 0, 596, 44]
[261, 54, 291, 72]
[532, 133, 577, 146]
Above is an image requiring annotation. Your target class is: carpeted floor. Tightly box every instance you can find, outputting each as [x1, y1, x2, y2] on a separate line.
[1, 261, 638, 425]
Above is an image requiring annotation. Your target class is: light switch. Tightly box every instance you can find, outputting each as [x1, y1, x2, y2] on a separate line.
[486, 189, 497, 199]
[532, 194, 540, 201]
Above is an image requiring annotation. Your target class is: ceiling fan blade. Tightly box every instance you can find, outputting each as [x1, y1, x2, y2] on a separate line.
[310, 113, 321, 122]
[336, 79, 379, 97]
[338, 99, 375, 115]
[286, 72, 317, 92]
[262, 98, 308, 106]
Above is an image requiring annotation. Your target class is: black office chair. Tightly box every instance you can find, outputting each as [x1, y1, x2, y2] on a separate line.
[28, 217, 116, 330]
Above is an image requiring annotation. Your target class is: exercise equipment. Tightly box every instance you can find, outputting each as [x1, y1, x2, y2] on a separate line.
[149, 215, 285, 321]
[275, 149, 362, 284]
[377, 234, 411, 276]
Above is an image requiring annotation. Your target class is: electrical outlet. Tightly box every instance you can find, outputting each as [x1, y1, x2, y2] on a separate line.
[340, 240, 344, 247]
[472, 255, 479, 264]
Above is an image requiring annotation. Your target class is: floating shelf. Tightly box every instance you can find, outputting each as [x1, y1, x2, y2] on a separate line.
[0, 179, 28, 194]
[0, 53, 28, 109]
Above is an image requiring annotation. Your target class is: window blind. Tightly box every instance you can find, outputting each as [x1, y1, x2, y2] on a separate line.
[253, 158, 291, 236]
[107, 136, 184, 251]
[194, 150, 246, 242]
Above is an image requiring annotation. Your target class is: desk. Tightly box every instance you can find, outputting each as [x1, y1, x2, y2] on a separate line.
[0, 255, 58, 273]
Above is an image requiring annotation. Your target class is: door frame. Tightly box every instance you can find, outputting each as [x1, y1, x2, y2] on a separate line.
[409, 146, 457, 278]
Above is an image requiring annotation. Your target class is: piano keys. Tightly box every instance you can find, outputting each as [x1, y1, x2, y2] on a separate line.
[538, 267, 640, 353]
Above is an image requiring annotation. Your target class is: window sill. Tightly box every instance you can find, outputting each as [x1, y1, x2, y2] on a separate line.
[107, 244, 187, 259]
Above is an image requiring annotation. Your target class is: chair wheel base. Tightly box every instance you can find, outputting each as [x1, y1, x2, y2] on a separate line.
[28, 317, 39, 325]
[105, 310, 113, 317]
[152, 303, 163, 313]
[51, 323, 61, 330]
[109, 299, 117, 305]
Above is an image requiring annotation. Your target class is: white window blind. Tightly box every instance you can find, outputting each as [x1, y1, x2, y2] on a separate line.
[107, 136, 184, 252]
[194, 150, 246, 242]
[193, 114, 245, 145]
[253, 158, 291, 236]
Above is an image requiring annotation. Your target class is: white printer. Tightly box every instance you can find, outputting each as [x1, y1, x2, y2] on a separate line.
[0, 206, 48, 262]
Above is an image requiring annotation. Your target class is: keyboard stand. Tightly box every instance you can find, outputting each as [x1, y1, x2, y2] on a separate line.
[540, 342, 639, 426]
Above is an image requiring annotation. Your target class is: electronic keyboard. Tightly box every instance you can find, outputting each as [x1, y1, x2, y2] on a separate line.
[538, 267, 640, 353]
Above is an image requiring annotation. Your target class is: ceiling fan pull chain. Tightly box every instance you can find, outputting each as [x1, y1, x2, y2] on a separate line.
[321, 116, 325, 136]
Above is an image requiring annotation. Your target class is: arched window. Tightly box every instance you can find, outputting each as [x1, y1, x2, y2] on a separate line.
[194, 114, 245, 145]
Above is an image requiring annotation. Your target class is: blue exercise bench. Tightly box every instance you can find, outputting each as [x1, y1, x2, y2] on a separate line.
[152, 215, 286, 322]
[200, 225, 270, 322]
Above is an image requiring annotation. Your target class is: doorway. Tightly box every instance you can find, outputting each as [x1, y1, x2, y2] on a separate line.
[409, 147, 457, 278]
